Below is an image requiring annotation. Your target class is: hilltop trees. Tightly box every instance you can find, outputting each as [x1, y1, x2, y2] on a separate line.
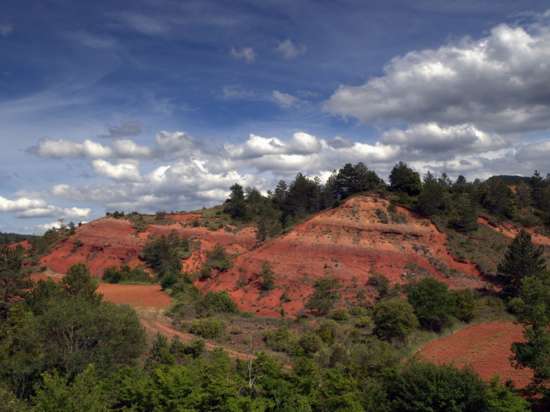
[331, 162, 383, 201]
[389, 162, 422, 196]
[498, 230, 546, 297]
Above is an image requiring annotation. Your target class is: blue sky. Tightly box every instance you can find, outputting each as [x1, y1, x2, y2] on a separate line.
[1, 0, 550, 233]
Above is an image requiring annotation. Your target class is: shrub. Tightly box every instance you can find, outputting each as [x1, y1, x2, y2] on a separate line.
[298, 332, 323, 355]
[259, 262, 275, 291]
[316, 320, 339, 345]
[189, 318, 224, 339]
[102, 265, 151, 284]
[452, 289, 476, 323]
[406, 278, 455, 332]
[263, 327, 299, 353]
[330, 308, 349, 321]
[306, 277, 340, 316]
[368, 274, 390, 299]
[386, 362, 488, 412]
[141, 232, 190, 278]
[199, 245, 232, 281]
[373, 298, 418, 343]
[195, 291, 238, 317]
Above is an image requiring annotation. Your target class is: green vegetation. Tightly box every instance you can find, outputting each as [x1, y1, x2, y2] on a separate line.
[102, 265, 152, 284]
[305, 276, 341, 316]
[198, 244, 232, 280]
[140, 231, 191, 287]
[373, 298, 418, 343]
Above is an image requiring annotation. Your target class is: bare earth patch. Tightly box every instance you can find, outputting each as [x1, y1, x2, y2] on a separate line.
[418, 321, 532, 388]
[97, 283, 172, 309]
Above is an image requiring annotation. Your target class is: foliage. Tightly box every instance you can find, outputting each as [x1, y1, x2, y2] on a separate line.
[406, 278, 456, 332]
[198, 244, 232, 280]
[389, 162, 422, 196]
[189, 318, 225, 339]
[373, 298, 418, 343]
[498, 229, 546, 297]
[140, 232, 190, 280]
[102, 265, 151, 284]
[385, 362, 489, 412]
[258, 261, 275, 291]
[0, 245, 29, 320]
[305, 276, 341, 316]
[195, 291, 238, 317]
[331, 162, 383, 201]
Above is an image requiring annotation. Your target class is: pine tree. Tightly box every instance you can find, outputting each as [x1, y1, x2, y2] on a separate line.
[498, 230, 546, 297]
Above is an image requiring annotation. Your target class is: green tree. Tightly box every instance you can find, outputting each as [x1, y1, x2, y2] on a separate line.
[333, 162, 382, 200]
[386, 362, 488, 412]
[259, 262, 275, 291]
[449, 193, 479, 232]
[389, 162, 422, 196]
[0, 245, 29, 320]
[306, 277, 340, 316]
[406, 278, 456, 332]
[32, 366, 108, 412]
[498, 230, 546, 297]
[373, 298, 418, 343]
[224, 183, 247, 220]
[62, 264, 100, 303]
[417, 172, 447, 216]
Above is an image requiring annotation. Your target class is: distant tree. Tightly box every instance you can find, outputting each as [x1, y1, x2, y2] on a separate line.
[498, 230, 546, 297]
[511, 272, 550, 391]
[417, 172, 447, 217]
[333, 162, 382, 200]
[224, 183, 247, 220]
[481, 178, 516, 219]
[373, 298, 418, 343]
[306, 277, 340, 316]
[449, 193, 479, 233]
[389, 162, 422, 196]
[515, 181, 532, 209]
[0, 245, 29, 320]
[62, 264, 100, 303]
[258, 262, 275, 291]
[141, 232, 190, 280]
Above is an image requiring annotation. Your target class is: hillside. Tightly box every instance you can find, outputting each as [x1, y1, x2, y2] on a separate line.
[37, 194, 487, 317]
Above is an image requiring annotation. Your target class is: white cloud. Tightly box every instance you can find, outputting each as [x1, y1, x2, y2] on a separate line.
[325, 22, 550, 133]
[275, 39, 306, 59]
[0, 196, 46, 212]
[112, 139, 152, 158]
[516, 140, 550, 162]
[31, 139, 113, 158]
[272, 90, 299, 108]
[92, 159, 142, 181]
[230, 47, 255, 63]
[381, 123, 506, 156]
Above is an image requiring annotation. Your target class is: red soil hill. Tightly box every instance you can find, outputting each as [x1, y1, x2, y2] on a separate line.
[200, 196, 484, 317]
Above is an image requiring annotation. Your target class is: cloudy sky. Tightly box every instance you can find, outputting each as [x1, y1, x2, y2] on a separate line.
[2, 0, 550, 233]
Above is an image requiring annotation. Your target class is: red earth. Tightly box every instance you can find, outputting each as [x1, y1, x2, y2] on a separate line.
[39, 195, 486, 317]
[201, 195, 485, 316]
[478, 216, 550, 246]
[418, 321, 532, 388]
[97, 283, 172, 309]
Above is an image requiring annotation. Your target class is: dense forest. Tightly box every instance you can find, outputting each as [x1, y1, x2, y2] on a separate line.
[1, 161, 550, 411]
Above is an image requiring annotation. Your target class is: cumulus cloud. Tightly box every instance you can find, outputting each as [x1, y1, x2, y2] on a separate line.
[111, 139, 152, 158]
[275, 39, 307, 59]
[0, 195, 90, 220]
[325, 22, 550, 133]
[30, 139, 113, 158]
[272, 90, 299, 108]
[230, 47, 255, 63]
[92, 159, 142, 181]
[381, 123, 506, 156]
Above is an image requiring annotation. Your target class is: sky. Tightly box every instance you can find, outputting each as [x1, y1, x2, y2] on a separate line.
[2, 0, 550, 234]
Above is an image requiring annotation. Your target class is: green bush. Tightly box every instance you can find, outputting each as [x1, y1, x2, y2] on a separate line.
[306, 276, 340, 316]
[263, 327, 299, 353]
[102, 265, 151, 284]
[195, 291, 238, 316]
[373, 298, 418, 343]
[259, 262, 275, 291]
[199, 245, 232, 280]
[406, 278, 455, 332]
[189, 318, 225, 339]
[298, 332, 323, 355]
[141, 232, 190, 278]
[452, 289, 476, 323]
